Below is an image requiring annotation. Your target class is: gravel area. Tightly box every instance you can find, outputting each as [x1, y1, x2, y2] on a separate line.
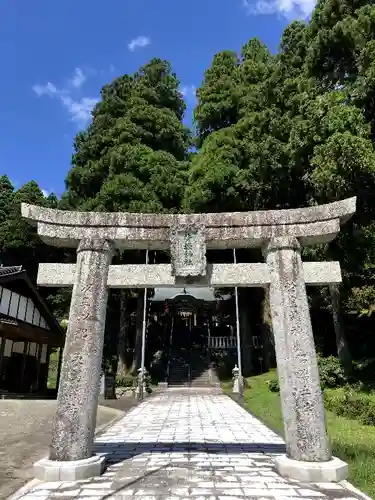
[0, 396, 138, 500]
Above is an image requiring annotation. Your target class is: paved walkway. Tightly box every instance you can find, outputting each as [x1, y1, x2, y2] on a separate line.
[11, 389, 363, 500]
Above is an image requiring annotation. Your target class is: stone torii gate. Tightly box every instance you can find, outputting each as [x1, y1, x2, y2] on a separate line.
[21, 197, 355, 483]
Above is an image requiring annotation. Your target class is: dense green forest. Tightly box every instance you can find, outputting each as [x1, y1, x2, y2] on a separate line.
[3, 0, 375, 376]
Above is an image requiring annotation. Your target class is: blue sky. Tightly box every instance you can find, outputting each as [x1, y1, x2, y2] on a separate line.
[0, 0, 314, 197]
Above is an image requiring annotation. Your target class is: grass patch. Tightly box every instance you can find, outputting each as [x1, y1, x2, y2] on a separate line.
[223, 370, 375, 498]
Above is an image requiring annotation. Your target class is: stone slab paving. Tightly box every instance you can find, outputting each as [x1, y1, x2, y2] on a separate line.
[10, 389, 364, 500]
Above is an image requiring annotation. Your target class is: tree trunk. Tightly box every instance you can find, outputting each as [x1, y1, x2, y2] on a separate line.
[261, 288, 276, 370]
[238, 288, 253, 376]
[116, 290, 129, 377]
[329, 284, 352, 373]
[130, 291, 145, 375]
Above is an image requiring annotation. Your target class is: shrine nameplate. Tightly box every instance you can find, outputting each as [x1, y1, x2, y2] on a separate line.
[170, 224, 206, 277]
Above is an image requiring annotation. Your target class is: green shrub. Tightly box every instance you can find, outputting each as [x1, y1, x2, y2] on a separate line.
[149, 349, 167, 382]
[243, 378, 250, 389]
[214, 351, 237, 380]
[144, 372, 152, 387]
[265, 357, 348, 393]
[325, 388, 375, 425]
[267, 379, 280, 392]
[116, 374, 135, 388]
[264, 356, 349, 393]
[318, 356, 348, 389]
[360, 401, 375, 426]
[354, 358, 375, 385]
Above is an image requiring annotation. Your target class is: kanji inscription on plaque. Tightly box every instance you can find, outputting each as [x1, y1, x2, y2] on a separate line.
[170, 224, 206, 277]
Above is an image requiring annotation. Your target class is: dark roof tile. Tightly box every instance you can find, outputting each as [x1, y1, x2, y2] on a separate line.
[0, 266, 23, 278]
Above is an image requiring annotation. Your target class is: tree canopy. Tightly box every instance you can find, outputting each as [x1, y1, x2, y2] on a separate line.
[5, 0, 375, 366]
[63, 58, 190, 214]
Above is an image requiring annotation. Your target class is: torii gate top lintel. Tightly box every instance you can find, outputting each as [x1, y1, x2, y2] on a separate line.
[21, 197, 356, 251]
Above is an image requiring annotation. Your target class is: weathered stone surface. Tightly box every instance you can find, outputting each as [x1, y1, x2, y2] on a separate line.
[21, 196, 356, 227]
[34, 455, 106, 481]
[303, 261, 342, 285]
[32, 219, 341, 248]
[50, 239, 113, 462]
[264, 237, 331, 462]
[21, 197, 356, 249]
[170, 223, 206, 277]
[275, 454, 348, 482]
[30, 219, 340, 250]
[37, 261, 342, 288]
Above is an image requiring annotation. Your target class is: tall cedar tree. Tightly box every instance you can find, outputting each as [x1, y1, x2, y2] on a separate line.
[186, 2, 375, 361]
[63, 58, 190, 375]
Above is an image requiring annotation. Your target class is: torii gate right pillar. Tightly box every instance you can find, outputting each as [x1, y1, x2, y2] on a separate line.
[264, 236, 350, 482]
[265, 236, 331, 463]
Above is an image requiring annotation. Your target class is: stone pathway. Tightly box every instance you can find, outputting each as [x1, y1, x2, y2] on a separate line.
[11, 389, 364, 500]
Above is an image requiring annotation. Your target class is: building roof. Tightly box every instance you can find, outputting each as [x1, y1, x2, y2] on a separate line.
[0, 266, 65, 339]
[0, 266, 23, 278]
[151, 287, 232, 302]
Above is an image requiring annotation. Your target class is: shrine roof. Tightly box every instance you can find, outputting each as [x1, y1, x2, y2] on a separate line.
[152, 287, 218, 302]
[0, 265, 23, 278]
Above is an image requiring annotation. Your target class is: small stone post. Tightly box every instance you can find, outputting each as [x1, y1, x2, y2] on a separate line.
[264, 237, 330, 462]
[135, 367, 148, 399]
[232, 364, 243, 394]
[50, 239, 113, 463]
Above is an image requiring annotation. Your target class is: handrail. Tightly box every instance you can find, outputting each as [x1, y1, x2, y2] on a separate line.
[166, 356, 171, 382]
[166, 314, 174, 383]
[207, 336, 237, 349]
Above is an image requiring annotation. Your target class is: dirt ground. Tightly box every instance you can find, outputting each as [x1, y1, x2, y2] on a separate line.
[0, 397, 138, 500]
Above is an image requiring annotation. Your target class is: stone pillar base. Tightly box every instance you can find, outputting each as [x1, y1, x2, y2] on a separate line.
[232, 376, 244, 395]
[34, 455, 106, 482]
[275, 454, 348, 482]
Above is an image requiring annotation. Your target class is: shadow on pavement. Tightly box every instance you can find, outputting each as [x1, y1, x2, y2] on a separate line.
[93, 440, 286, 467]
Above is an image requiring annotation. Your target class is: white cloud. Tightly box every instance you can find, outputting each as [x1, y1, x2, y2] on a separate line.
[41, 189, 50, 197]
[32, 82, 57, 97]
[69, 67, 86, 89]
[60, 95, 99, 124]
[243, 0, 315, 19]
[32, 68, 98, 127]
[128, 35, 151, 52]
[180, 85, 197, 100]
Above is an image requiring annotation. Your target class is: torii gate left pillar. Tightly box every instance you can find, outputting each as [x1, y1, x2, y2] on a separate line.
[36, 239, 114, 480]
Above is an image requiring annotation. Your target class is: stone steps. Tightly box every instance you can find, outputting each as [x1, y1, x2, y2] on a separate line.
[190, 368, 220, 387]
[168, 356, 190, 386]
[168, 353, 219, 387]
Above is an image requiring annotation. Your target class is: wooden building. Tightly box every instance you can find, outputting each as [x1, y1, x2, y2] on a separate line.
[0, 266, 65, 395]
[150, 287, 236, 351]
